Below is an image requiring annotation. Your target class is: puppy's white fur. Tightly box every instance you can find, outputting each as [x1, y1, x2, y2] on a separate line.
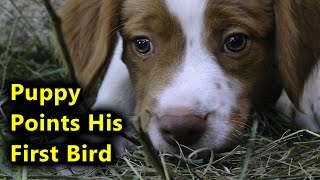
[277, 64, 320, 131]
[92, 37, 135, 153]
[92, 37, 135, 118]
[147, 0, 240, 151]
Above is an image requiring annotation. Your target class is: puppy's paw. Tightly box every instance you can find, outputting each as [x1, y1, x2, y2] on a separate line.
[276, 90, 320, 131]
[79, 134, 135, 155]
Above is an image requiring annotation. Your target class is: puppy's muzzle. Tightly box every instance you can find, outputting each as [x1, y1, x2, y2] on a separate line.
[159, 114, 206, 145]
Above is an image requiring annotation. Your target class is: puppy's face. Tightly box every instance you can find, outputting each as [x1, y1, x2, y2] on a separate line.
[61, 0, 320, 153]
[120, 0, 276, 152]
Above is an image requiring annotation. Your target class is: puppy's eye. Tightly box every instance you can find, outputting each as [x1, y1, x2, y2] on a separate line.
[224, 34, 248, 53]
[133, 37, 154, 55]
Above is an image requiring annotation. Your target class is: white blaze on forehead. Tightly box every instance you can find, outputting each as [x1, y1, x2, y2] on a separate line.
[148, 0, 241, 150]
[165, 0, 208, 43]
[160, 0, 238, 115]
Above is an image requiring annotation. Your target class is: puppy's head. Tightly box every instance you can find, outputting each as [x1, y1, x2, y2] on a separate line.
[60, 0, 320, 153]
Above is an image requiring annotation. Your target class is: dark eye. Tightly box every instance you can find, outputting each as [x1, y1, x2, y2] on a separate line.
[133, 37, 154, 55]
[224, 34, 248, 53]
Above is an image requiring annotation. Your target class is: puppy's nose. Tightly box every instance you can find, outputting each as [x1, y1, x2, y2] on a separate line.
[159, 115, 205, 145]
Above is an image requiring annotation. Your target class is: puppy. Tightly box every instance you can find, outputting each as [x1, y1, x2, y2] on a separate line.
[60, 0, 320, 154]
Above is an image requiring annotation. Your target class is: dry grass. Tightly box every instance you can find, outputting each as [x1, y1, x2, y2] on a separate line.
[0, 1, 319, 179]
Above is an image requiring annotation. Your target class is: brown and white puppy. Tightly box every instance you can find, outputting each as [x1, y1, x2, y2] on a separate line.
[60, 0, 320, 153]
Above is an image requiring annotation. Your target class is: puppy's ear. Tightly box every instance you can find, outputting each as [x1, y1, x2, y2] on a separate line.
[274, 0, 320, 108]
[60, 0, 122, 89]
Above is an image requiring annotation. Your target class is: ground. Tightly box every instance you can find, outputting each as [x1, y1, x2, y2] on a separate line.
[0, 1, 319, 179]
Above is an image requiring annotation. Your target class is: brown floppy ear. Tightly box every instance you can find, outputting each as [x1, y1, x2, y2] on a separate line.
[274, 0, 320, 108]
[59, 0, 122, 89]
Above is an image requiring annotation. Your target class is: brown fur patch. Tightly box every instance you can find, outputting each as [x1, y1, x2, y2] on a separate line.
[274, 0, 320, 108]
[60, 0, 122, 89]
[204, 0, 277, 105]
[201, 0, 279, 144]
[120, 0, 186, 129]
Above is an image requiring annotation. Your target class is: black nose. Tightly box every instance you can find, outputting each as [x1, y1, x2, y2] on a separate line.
[159, 115, 205, 145]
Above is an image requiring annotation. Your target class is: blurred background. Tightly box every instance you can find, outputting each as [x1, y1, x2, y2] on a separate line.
[0, 0, 64, 50]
